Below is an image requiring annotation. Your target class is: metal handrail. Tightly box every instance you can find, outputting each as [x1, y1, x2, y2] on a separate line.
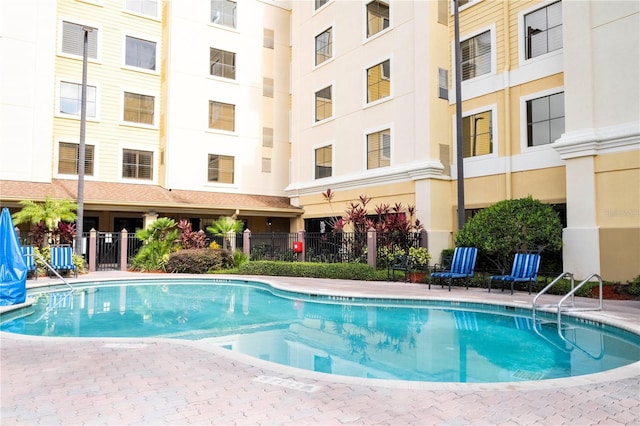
[31, 252, 74, 292]
[556, 273, 603, 324]
[532, 272, 574, 323]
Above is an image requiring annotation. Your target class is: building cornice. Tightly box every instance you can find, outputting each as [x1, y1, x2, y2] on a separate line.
[285, 161, 446, 197]
[553, 121, 640, 159]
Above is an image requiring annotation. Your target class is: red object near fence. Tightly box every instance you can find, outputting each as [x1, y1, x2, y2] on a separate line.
[293, 241, 303, 253]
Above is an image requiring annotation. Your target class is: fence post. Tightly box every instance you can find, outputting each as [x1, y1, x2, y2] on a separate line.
[297, 229, 306, 262]
[120, 229, 128, 271]
[243, 229, 251, 257]
[420, 229, 428, 249]
[367, 227, 377, 270]
[89, 229, 97, 272]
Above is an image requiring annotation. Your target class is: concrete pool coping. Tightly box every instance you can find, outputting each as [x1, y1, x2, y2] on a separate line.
[2, 271, 639, 425]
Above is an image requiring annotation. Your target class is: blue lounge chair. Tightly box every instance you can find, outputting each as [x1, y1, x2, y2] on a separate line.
[429, 247, 478, 291]
[50, 245, 77, 278]
[488, 252, 541, 295]
[21, 245, 37, 280]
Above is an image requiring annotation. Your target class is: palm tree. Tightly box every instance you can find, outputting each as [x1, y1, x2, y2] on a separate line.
[12, 197, 77, 245]
[207, 216, 243, 250]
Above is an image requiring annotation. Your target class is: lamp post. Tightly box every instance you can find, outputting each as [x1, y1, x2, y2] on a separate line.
[472, 116, 484, 157]
[526, 26, 542, 60]
[75, 26, 92, 256]
[453, 0, 465, 230]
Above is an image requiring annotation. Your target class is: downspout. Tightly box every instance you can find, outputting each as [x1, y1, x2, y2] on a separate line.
[503, 1, 512, 199]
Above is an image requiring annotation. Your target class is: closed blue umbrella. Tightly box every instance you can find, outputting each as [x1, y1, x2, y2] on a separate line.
[0, 207, 27, 305]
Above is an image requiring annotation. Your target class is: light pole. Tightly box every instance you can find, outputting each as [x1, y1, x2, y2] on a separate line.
[453, 0, 465, 230]
[526, 26, 542, 60]
[472, 116, 484, 157]
[75, 26, 92, 256]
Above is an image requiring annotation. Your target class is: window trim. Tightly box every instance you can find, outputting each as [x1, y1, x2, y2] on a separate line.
[208, 100, 236, 133]
[58, 18, 102, 62]
[313, 143, 333, 180]
[120, 87, 158, 128]
[123, 0, 160, 19]
[55, 139, 98, 179]
[452, 24, 496, 87]
[314, 26, 334, 68]
[56, 78, 101, 121]
[452, 104, 498, 164]
[450, 0, 484, 14]
[363, 125, 393, 171]
[207, 153, 235, 185]
[520, 86, 565, 151]
[364, 0, 391, 42]
[119, 146, 156, 182]
[313, 0, 332, 14]
[209, 47, 237, 81]
[518, 1, 564, 66]
[364, 57, 393, 107]
[210, 0, 238, 30]
[122, 32, 159, 74]
[314, 85, 333, 123]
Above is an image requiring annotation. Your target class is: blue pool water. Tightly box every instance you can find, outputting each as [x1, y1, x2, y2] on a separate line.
[1, 278, 638, 383]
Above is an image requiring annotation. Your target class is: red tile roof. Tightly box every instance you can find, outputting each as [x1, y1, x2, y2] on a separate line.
[0, 179, 303, 216]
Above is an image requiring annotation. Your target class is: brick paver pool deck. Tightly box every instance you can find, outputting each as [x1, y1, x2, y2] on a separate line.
[1, 271, 639, 425]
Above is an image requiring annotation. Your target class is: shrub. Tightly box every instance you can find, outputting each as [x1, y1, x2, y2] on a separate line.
[627, 275, 640, 296]
[455, 196, 563, 273]
[238, 261, 375, 280]
[165, 249, 233, 274]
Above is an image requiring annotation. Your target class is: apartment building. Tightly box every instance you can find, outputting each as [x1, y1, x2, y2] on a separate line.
[1, 0, 300, 235]
[1, 0, 638, 281]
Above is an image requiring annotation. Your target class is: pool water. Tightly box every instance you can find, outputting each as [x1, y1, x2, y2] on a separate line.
[1, 279, 639, 383]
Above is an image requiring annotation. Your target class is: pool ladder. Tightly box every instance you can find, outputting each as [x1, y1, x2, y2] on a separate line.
[27, 251, 76, 323]
[531, 272, 604, 359]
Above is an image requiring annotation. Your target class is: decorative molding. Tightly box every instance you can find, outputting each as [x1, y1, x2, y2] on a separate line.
[285, 161, 446, 197]
[553, 122, 640, 159]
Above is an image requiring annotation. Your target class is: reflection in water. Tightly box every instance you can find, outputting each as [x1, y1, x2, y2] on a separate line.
[1, 282, 638, 383]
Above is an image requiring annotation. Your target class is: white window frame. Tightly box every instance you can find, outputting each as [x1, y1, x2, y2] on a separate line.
[210, 0, 238, 30]
[363, 0, 392, 43]
[312, 82, 335, 125]
[118, 144, 157, 183]
[520, 86, 565, 152]
[119, 87, 159, 128]
[312, 143, 334, 180]
[450, 0, 484, 14]
[123, 0, 160, 19]
[206, 153, 236, 186]
[54, 138, 99, 180]
[56, 78, 101, 121]
[363, 56, 393, 108]
[312, 0, 332, 15]
[314, 26, 334, 69]
[363, 123, 393, 171]
[517, 0, 564, 67]
[122, 31, 159, 74]
[452, 104, 499, 170]
[207, 100, 237, 134]
[58, 18, 102, 62]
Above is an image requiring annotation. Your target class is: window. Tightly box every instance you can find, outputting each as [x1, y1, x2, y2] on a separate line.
[367, 59, 390, 103]
[461, 30, 491, 80]
[60, 81, 97, 117]
[208, 154, 234, 183]
[527, 92, 564, 146]
[315, 86, 332, 122]
[315, 146, 332, 179]
[62, 22, 97, 58]
[209, 101, 235, 131]
[264, 29, 274, 49]
[211, 0, 236, 28]
[263, 127, 273, 147]
[525, 1, 562, 59]
[125, 36, 156, 70]
[123, 92, 154, 125]
[210, 48, 236, 79]
[315, 0, 329, 10]
[462, 111, 492, 157]
[366, 1, 389, 38]
[58, 142, 94, 176]
[315, 28, 332, 66]
[264, 78, 274, 98]
[125, 0, 158, 17]
[367, 129, 390, 169]
[262, 157, 271, 173]
[438, 68, 448, 100]
[122, 149, 153, 180]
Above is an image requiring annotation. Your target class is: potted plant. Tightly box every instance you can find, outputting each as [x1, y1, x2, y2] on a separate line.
[408, 247, 431, 283]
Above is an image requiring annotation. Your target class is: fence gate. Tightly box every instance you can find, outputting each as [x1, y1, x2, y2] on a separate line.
[96, 232, 120, 271]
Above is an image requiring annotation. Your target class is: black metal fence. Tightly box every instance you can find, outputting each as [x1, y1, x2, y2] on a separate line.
[249, 233, 298, 261]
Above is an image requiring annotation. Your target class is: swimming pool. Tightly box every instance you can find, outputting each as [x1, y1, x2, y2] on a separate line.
[1, 278, 639, 384]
